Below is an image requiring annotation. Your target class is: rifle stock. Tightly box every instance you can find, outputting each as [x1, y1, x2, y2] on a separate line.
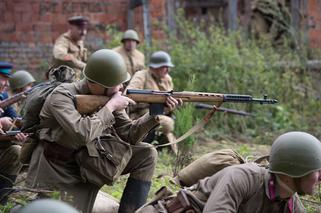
[0, 130, 32, 144]
[75, 89, 277, 115]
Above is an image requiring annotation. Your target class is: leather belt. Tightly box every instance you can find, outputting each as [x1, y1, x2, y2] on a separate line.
[43, 141, 75, 162]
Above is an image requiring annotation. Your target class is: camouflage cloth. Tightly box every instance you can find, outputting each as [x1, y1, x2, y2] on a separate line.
[113, 46, 145, 76]
[52, 31, 87, 80]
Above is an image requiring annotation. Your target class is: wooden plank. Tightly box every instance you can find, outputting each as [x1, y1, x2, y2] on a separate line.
[228, 0, 238, 31]
[127, 9, 135, 29]
[167, 0, 176, 33]
[142, 0, 152, 46]
[301, 0, 308, 47]
[291, 0, 300, 32]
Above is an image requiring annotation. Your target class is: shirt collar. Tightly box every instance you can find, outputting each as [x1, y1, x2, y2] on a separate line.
[265, 172, 295, 213]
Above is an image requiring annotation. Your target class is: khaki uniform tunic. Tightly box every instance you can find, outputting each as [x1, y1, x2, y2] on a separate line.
[193, 163, 305, 213]
[138, 163, 305, 213]
[127, 69, 174, 135]
[113, 46, 145, 76]
[26, 79, 159, 213]
[52, 31, 87, 80]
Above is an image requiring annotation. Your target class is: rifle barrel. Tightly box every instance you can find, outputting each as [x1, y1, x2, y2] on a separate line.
[223, 94, 277, 104]
[126, 89, 278, 104]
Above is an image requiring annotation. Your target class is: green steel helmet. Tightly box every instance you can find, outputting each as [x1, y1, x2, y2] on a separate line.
[149, 51, 174, 69]
[9, 70, 35, 91]
[121, 29, 140, 43]
[269, 131, 321, 177]
[20, 199, 79, 213]
[83, 49, 130, 88]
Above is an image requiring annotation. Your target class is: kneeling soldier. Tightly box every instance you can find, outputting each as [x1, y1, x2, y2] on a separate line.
[26, 49, 182, 213]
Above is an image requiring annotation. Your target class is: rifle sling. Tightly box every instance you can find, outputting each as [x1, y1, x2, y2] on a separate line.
[155, 105, 218, 148]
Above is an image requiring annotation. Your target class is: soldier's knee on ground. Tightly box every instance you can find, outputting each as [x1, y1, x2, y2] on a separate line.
[158, 115, 175, 134]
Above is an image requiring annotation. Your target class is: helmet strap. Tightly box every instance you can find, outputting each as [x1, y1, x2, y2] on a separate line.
[275, 175, 296, 197]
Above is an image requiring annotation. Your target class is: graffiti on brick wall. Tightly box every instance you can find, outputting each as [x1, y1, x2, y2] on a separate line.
[40, 1, 111, 16]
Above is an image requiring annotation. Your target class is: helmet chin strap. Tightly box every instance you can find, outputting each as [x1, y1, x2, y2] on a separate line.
[275, 175, 296, 196]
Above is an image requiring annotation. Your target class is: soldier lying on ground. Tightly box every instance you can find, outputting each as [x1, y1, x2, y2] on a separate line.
[127, 51, 178, 154]
[25, 49, 182, 213]
[137, 131, 321, 213]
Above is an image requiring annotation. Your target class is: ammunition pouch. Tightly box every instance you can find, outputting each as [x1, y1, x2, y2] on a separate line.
[136, 187, 202, 213]
[43, 141, 75, 162]
[164, 190, 196, 213]
[75, 135, 132, 188]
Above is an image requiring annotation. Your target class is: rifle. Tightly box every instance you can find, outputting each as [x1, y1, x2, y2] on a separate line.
[0, 89, 31, 109]
[195, 103, 253, 116]
[0, 130, 32, 145]
[75, 89, 277, 115]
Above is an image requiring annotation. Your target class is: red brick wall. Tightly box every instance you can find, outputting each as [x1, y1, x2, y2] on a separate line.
[308, 0, 321, 49]
[0, 0, 166, 80]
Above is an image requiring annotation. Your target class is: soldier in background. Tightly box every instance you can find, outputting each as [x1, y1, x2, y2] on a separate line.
[113, 29, 145, 77]
[51, 16, 89, 80]
[126, 51, 178, 154]
[0, 62, 28, 204]
[9, 70, 36, 113]
[0, 62, 17, 119]
[26, 49, 182, 213]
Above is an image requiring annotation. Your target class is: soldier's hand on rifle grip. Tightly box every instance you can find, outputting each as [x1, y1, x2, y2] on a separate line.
[15, 132, 28, 143]
[165, 96, 183, 112]
[105, 91, 136, 112]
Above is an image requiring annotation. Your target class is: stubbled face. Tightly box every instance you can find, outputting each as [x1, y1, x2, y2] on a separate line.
[0, 75, 9, 93]
[70, 25, 87, 41]
[123, 40, 138, 52]
[151, 66, 170, 79]
[295, 170, 321, 195]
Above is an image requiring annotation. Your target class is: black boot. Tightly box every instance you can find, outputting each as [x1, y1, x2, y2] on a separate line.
[0, 174, 16, 205]
[118, 178, 151, 213]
